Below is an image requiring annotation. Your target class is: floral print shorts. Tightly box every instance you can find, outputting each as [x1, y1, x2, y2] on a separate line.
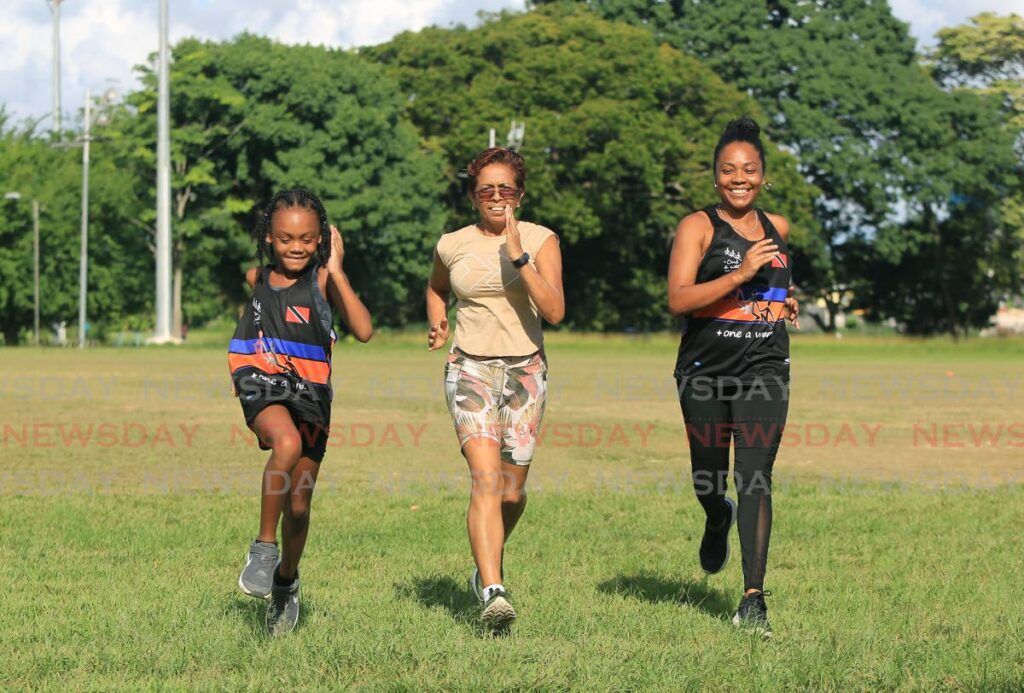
[443, 347, 548, 465]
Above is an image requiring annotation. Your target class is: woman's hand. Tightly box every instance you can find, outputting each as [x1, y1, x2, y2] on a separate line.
[736, 238, 779, 283]
[504, 206, 524, 260]
[428, 319, 450, 351]
[327, 225, 345, 275]
[783, 285, 800, 330]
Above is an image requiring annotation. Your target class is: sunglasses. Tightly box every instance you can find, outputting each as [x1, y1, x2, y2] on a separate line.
[474, 185, 520, 201]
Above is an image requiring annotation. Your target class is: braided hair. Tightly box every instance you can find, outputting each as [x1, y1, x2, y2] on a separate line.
[252, 189, 331, 269]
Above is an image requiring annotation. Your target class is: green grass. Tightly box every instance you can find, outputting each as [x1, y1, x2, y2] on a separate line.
[2, 336, 1023, 689]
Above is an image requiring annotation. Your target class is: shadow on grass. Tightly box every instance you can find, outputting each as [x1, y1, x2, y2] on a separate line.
[395, 575, 499, 636]
[597, 571, 735, 621]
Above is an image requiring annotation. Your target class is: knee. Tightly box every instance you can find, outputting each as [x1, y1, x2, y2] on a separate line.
[734, 466, 773, 495]
[270, 430, 303, 466]
[502, 487, 527, 506]
[288, 494, 312, 522]
[470, 467, 506, 499]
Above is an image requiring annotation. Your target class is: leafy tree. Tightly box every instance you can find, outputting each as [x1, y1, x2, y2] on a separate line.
[931, 13, 1024, 131]
[368, 5, 824, 330]
[0, 113, 152, 344]
[539, 0, 1021, 333]
[114, 34, 446, 330]
[930, 13, 1024, 289]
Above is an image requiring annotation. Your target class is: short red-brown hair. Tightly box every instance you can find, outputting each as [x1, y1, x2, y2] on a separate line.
[466, 147, 527, 191]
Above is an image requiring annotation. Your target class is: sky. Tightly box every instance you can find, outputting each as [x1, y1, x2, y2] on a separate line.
[2, 0, 1021, 128]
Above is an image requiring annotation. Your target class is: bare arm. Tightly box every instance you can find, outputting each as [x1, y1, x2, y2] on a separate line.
[245, 266, 259, 290]
[324, 226, 373, 342]
[667, 212, 779, 317]
[766, 212, 790, 242]
[504, 208, 565, 325]
[515, 235, 564, 325]
[426, 250, 451, 350]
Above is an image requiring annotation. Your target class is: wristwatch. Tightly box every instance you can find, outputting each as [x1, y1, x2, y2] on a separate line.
[511, 252, 531, 269]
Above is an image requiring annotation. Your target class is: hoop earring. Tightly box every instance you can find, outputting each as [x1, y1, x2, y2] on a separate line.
[764, 182, 774, 192]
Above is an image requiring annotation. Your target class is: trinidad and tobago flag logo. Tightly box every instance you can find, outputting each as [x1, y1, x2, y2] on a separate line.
[285, 305, 311, 324]
[770, 253, 789, 269]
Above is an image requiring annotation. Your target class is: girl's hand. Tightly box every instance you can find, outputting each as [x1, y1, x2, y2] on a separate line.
[428, 319, 449, 351]
[505, 206, 524, 260]
[327, 225, 345, 275]
[783, 287, 800, 330]
[736, 238, 779, 283]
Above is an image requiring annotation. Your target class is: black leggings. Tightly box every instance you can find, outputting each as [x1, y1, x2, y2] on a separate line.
[677, 376, 789, 591]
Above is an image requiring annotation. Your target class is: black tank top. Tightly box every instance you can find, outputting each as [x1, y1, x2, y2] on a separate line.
[228, 262, 336, 394]
[674, 205, 791, 382]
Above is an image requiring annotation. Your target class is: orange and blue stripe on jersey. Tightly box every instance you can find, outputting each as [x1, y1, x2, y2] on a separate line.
[228, 337, 331, 385]
[694, 285, 787, 324]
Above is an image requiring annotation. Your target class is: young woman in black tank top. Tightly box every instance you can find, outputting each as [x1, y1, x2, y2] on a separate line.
[667, 118, 800, 637]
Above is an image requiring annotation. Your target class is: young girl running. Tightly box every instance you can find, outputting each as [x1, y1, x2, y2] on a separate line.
[667, 118, 799, 637]
[230, 189, 373, 636]
[426, 147, 564, 631]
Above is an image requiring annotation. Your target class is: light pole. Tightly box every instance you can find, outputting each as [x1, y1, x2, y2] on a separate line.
[71, 87, 118, 349]
[152, 0, 174, 344]
[47, 0, 64, 137]
[3, 192, 41, 345]
[78, 89, 90, 348]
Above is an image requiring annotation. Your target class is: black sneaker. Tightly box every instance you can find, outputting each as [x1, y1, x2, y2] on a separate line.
[481, 587, 516, 631]
[700, 496, 737, 575]
[266, 568, 300, 637]
[732, 590, 772, 638]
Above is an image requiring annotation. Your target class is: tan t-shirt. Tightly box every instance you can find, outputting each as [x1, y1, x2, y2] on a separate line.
[435, 221, 557, 357]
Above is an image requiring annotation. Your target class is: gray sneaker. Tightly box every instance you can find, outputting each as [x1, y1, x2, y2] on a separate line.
[266, 569, 301, 636]
[481, 588, 516, 630]
[469, 567, 483, 603]
[238, 540, 278, 598]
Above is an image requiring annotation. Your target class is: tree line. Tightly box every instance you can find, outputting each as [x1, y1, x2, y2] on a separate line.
[0, 2, 1020, 344]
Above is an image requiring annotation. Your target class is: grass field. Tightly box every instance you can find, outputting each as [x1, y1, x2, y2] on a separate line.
[2, 334, 1023, 689]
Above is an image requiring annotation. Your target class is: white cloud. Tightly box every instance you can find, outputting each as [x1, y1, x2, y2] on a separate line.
[1, 0, 525, 127]
[888, 0, 1023, 45]
[1, 0, 1018, 127]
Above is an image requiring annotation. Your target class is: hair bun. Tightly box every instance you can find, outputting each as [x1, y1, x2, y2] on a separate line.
[725, 117, 761, 139]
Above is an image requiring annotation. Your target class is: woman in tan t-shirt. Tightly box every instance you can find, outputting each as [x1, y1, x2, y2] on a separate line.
[426, 147, 564, 631]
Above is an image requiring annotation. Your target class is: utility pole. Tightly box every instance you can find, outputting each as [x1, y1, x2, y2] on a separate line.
[153, 0, 173, 343]
[78, 89, 90, 348]
[32, 199, 40, 345]
[48, 0, 64, 136]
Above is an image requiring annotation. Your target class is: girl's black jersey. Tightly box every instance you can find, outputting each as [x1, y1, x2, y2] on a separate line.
[228, 262, 336, 423]
[674, 205, 791, 383]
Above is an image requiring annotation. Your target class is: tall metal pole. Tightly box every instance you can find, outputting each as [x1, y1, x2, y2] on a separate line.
[32, 199, 40, 346]
[49, 0, 62, 136]
[154, 0, 172, 341]
[78, 89, 90, 348]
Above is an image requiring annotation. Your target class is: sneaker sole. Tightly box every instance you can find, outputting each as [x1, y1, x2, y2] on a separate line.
[702, 497, 737, 576]
[481, 596, 516, 629]
[732, 612, 773, 639]
[239, 575, 270, 599]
